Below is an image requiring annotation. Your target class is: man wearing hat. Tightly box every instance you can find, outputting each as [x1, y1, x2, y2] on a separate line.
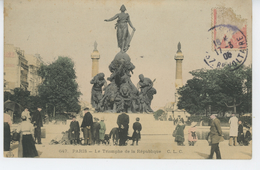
[81, 108, 93, 145]
[131, 117, 142, 146]
[117, 112, 129, 146]
[208, 114, 222, 159]
[32, 106, 43, 144]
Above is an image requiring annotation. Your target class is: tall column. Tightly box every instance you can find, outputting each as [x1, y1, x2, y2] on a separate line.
[174, 42, 184, 110]
[91, 41, 100, 77]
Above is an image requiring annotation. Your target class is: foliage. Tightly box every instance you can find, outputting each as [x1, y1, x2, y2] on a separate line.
[153, 109, 165, 120]
[4, 88, 44, 114]
[177, 65, 252, 116]
[38, 56, 81, 115]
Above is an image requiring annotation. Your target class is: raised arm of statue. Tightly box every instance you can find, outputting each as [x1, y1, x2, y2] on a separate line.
[104, 14, 119, 22]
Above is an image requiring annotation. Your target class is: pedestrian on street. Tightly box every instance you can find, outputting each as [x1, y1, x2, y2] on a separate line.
[4, 109, 12, 151]
[69, 116, 80, 145]
[188, 122, 197, 146]
[229, 114, 238, 146]
[243, 126, 252, 146]
[81, 108, 93, 145]
[99, 117, 106, 144]
[21, 108, 31, 122]
[207, 114, 223, 159]
[117, 112, 129, 146]
[174, 121, 185, 146]
[92, 117, 100, 144]
[237, 120, 244, 145]
[17, 116, 38, 157]
[131, 117, 142, 146]
[32, 106, 43, 144]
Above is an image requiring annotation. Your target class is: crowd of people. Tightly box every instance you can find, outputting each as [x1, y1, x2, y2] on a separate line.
[172, 113, 252, 159]
[4, 105, 252, 159]
[68, 107, 142, 146]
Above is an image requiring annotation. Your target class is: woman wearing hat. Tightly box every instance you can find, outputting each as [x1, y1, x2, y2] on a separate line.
[188, 122, 198, 146]
[174, 121, 186, 146]
[17, 116, 38, 157]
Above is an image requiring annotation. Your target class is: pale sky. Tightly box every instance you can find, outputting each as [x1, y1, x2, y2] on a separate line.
[4, 0, 252, 110]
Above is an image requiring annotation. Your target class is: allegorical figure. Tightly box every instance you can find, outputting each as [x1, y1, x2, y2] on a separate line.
[90, 73, 107, 111]
[137, 74, 157, 113]
[104, 4, 136, 52]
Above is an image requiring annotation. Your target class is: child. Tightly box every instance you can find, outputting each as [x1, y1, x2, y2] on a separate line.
[69, 116, 80, 145]
[188, 122, 198, 146]
[131, 117, 142, 146]
[243, 126, 252, 146]
[237, 120, 244, 146]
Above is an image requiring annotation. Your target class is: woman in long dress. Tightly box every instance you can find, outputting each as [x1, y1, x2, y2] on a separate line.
[17, 116, 38, 157]
[104, 5, 136, 52]
[174, 121, 186, 146]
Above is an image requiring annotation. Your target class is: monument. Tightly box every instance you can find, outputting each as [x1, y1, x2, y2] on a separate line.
[174, 42, 184, 90]
[90, 5, 156, 113]
[91, 41, 100, 77]
[173, 42, 189, 119]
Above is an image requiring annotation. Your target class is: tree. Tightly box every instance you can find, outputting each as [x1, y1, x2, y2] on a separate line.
[38, 56, 81, 116]
[177, 65, 252, 116]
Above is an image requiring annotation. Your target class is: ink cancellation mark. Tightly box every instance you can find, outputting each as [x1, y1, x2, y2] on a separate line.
[204, 24, 248, 70]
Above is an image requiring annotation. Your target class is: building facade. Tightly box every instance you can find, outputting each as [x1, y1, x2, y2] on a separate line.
[4, 44, 28, 93]
[25, 53, 43, 96]
[4, 44, 43, 95]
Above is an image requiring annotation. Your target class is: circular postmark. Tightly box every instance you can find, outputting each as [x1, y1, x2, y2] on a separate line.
[204, 24, 248, 70]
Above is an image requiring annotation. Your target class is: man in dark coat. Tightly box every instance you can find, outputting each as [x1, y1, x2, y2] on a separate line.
[92, 117, 101, 144]
[32, 106, 43, 144]
[117, 112, 129, 146]
[131, 117, 142, 146]
[208, 114, 222, 159]
[81, 108, 93, 145]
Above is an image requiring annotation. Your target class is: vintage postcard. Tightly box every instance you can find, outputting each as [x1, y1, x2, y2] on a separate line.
[3, 0, 252, 159]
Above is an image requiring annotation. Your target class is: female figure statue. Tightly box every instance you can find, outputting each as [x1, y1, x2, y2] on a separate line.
[104, 5, 136, 53]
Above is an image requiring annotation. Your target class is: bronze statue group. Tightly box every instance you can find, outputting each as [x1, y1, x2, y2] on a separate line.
[69, 107, 142, 146]
[90, 5, 156, 114]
